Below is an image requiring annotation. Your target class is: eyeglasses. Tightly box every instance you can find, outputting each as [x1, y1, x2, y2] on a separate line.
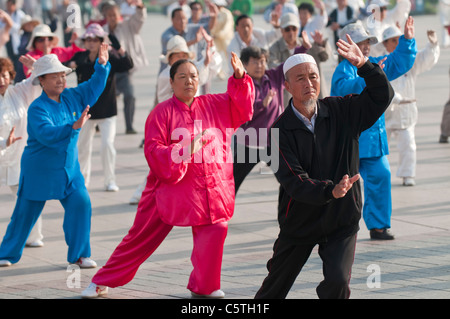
[84, 37, 102, 42]
[283, 26, 298, 32]
[35, 37, 53, 43]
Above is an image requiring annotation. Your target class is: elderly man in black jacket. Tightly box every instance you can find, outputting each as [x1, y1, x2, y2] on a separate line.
[255, 34, 394, 299]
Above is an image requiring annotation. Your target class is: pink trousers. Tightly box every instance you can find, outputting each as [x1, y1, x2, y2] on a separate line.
[92, 192, 228, 295]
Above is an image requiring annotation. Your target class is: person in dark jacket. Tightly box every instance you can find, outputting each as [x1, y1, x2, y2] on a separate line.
[254, 34, 394, 299]
[69, 23, 133, 192]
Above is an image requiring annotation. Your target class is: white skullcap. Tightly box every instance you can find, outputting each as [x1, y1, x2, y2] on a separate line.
[283, 54, 317, 76]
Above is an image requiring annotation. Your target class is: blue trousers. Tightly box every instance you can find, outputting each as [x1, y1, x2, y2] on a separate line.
[359, 155, 392, 230]
[0, 187, 92, 264]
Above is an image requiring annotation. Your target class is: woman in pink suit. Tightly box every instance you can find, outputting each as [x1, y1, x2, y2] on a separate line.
[82, 52, 255, 299]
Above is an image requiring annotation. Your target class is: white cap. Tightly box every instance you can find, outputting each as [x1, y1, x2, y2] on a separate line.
[280, 13, 300, 29]
[163, 35, 195, 63]
[26, 24, 59, 51]
[283, 54, 317, 76]
[382, 26, 403, 41]
[340, 23, 378, 45]
[32, 54, 73, 85]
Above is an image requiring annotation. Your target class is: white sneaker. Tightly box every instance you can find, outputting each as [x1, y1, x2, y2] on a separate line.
[75, 257, 97, 268]
[0, 259, 12, 267]
[81, 283, 109, 298]
[25, 240, 44, 247]
[129, 194, 141, 205]
[105, 183, 119, 192]
[191, 289, 225, 299]
[403, 177, 415, 186]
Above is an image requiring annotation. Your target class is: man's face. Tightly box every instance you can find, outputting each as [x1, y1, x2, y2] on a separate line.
[236, 17, 253, 41]
[190, 3, 203, 21]
[172, 10, 188, 33]
[281, 25, 298, 45]
[299, 9, 311, 26]
[285, 62, 320, 105]
[357, 39, 371, 57]
[383, 36, 399, 53]
[106, 7, 121, 28]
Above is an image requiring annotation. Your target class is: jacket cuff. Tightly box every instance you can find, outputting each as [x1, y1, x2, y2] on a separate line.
[357, 59, 375, 77]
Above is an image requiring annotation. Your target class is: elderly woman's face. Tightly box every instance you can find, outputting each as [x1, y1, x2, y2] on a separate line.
[39, 72, 66, 97]
[170, 62, 199, 104]
[84, 37, 103, 52]
[34, 37, 54, 53]
[244, 56, 266, 81]
[0, 69, 11, 96]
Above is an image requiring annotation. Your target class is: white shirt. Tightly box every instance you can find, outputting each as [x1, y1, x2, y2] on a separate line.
[226, 28, 281, 75]
[0, 76, 41, 186]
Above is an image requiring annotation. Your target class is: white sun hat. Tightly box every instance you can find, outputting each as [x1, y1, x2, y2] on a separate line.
[340, 23, 378, 45]
[26, 24, 59, 51]
[280, 13, 300, 29]
[381, 26, 403, 42]
[283, 53, 316, 76]
[32, 54, 73, 85]
[163, 35, 195, 64]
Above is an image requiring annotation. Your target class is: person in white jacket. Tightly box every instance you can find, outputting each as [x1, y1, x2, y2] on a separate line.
[363, 0, 411, 43]
[0, 55, 42, 245]
[226, 13, 282, 75]
[103, 0, 148, 134]
[376, 26, 440, 186]
[439, 0, 450, 47]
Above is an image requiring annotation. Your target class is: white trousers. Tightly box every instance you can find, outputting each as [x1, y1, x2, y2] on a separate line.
[9, 184, 43, 244]
[78, 116, 117, 187]
[387, 125, 416, 178]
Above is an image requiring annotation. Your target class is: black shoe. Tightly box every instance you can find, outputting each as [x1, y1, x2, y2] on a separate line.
[370, 229, 395, 240]
[126, 129, 137, 134]
[439, 135, 448, 143]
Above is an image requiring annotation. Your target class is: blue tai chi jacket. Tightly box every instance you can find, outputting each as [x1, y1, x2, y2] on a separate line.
[330, 35, 417, 158]
[18, 60, 111, 201]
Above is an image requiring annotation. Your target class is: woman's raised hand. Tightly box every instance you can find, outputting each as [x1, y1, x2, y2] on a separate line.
[230, 52, 245, 79]
[98, 43, 109, 65]
[72, 105, 91, 130]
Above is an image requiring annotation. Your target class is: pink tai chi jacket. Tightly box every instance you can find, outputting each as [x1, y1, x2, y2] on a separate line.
[142, 74, 255, 226]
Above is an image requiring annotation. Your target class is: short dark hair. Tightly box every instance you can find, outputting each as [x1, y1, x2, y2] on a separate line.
[298, 3, 314, 14]
[235, 14, 252, 26]
[189, 1, 202, 10]
[240, 46, 268, 65]
[0, 57, 16, 81]
[170, 59, 198, 80]
[171, 8, 183, 19]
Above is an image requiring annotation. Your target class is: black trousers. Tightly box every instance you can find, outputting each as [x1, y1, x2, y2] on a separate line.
[233, 143, 270, 194]
[255, 234, 357, 299]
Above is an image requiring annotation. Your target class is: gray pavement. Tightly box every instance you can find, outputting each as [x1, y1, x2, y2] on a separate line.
[0, 12, 450, 301]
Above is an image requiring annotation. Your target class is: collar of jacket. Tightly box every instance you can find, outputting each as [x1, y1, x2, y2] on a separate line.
[283, 98, 329, 131]
[171, 94, 198, 118]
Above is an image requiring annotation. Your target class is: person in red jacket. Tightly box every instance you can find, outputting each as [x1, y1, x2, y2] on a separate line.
[82, 52, 255, 299]
[23, 24, 84, 77]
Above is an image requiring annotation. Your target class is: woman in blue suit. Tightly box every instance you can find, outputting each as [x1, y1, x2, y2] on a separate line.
[0, 44, 111, 267]
[331, 18, 417, 240]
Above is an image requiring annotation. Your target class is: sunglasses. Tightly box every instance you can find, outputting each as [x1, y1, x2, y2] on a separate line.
[35, 37, 54, 43]
[283, 26, 298, 32]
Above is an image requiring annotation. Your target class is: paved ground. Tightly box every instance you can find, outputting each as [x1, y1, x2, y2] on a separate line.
[0, 12, 450, 304]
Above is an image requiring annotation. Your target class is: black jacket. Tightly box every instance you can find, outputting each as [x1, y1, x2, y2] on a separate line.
[70, 50, 133, 119]
[270, 61, 394, 244]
